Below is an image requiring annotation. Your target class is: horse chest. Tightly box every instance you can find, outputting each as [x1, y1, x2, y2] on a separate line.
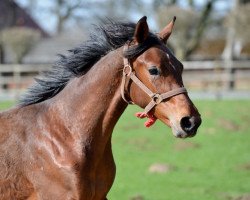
[62, 142, 116, 199]
[77, 146, 116, 199]
[25, 141, 116, 200]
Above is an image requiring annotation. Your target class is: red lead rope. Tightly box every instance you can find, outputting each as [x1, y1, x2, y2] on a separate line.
[135, 112, 157, 128]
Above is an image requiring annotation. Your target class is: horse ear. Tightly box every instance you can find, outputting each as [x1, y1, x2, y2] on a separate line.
[134, 16, 149, 44]
[158, 16, 176, 43]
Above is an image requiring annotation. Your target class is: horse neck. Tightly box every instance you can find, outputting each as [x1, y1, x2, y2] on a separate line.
[45, 47, 127, 140]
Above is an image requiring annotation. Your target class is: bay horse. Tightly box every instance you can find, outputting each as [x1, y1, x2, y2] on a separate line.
[0, 16, 201, 199]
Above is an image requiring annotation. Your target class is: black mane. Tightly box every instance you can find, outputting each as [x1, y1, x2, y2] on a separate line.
[20, 20, 161, 106]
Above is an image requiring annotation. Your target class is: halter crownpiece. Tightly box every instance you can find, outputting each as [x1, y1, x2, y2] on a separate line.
[121, 45, 187, 115]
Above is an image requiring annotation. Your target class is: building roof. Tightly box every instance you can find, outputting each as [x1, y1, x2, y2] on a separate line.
[0, 0, 48, 37]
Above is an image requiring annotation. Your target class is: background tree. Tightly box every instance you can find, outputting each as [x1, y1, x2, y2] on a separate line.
[21, 0, 92, 35]
[222, 0, 250, 60]
[52, 0, 86, 34]
[21, 0, 148, 35]
[1, 27, 40, 63]
[157, 0, 216, 60]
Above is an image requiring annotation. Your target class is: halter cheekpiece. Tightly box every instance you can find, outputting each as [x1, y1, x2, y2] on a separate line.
[121, 44, 187, 115]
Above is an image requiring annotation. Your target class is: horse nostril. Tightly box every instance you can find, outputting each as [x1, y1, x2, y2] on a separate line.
[180, 116, 195, 134]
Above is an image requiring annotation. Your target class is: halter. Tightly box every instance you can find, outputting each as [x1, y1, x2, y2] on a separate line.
[121, 45, 187, 115]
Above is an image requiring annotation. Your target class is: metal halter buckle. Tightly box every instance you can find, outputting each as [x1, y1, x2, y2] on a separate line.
[123, 65, 132, 76]
[151, 93, 163, 104]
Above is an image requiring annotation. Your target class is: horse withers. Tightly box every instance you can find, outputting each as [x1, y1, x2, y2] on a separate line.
[0, 16, 201, 200]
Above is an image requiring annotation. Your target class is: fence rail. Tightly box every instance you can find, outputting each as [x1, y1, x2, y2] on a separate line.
[1, 61, 250, 101]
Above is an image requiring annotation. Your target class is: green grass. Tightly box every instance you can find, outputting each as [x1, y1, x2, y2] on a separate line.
[109, 100, 250, 200]
[0, 101, 14, 110]
[1, 100, 250, 200]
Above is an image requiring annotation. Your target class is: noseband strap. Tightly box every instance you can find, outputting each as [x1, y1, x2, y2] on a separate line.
[121, 46, 187, 114]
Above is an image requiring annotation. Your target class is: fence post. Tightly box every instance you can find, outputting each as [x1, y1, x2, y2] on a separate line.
[214, 60, 223, 100]
[225, 60, 235, 90]
[13, 65, 21, 102]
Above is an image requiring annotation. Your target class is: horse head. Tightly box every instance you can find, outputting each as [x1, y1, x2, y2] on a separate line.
[122, 16, 201, 138]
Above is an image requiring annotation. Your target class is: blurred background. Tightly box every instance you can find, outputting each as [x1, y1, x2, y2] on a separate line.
[0, 0, 250, 100]
[0, 0, 250, 99]
[0, 1, 250, 200]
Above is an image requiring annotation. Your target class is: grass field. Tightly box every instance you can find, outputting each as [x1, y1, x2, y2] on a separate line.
[0, 100, 250, 200]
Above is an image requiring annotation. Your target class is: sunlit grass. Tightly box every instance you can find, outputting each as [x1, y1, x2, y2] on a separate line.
[109, 100, 250, 200]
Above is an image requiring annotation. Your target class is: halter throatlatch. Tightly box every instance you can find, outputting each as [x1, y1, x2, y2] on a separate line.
[121, 45, 187, 115]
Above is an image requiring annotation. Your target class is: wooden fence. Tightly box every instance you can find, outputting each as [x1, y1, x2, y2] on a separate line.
[0, 60, 250, 101]
[182, 60, 250, 91]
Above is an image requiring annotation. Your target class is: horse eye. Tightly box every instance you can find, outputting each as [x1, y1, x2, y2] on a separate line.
[148, 67, 159, 76]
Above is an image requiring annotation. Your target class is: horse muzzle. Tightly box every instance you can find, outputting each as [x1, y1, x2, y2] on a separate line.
[171, 115, 202, 138]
